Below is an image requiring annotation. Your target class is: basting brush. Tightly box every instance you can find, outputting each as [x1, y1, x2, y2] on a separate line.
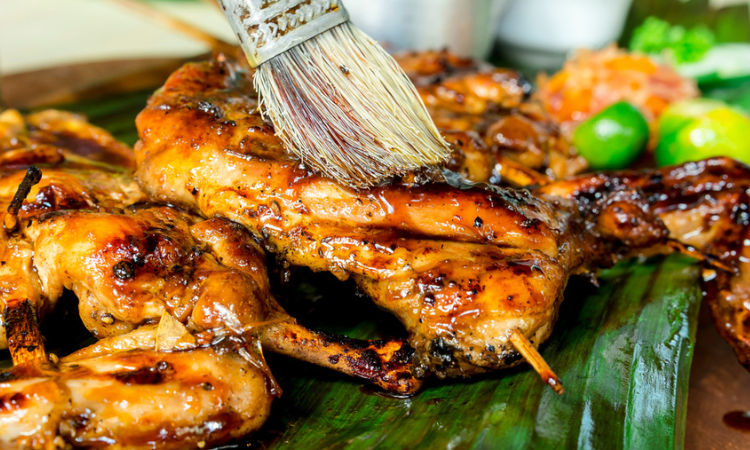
[217, 0, 451, 188]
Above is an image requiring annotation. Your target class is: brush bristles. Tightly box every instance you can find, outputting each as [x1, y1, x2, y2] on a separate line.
[255, 22, 451, 189]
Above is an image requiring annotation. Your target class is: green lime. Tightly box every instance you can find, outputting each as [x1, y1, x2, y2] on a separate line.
[656, 106, 750, 166]
[573, 102, 650, 170]
[658, 98, 725, 138]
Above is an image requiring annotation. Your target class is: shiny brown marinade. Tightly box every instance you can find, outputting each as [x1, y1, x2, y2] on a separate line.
[135, 52, 750, 383]
[0, 108, 421, 449]
[3, 49, 750, 448]
[129, 53, 675, 381]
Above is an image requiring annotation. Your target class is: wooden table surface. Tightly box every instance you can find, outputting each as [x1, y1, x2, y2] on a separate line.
[687, 303, 750, 449]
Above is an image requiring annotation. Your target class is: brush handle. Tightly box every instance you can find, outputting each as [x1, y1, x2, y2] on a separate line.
[217, 0, 349, 67]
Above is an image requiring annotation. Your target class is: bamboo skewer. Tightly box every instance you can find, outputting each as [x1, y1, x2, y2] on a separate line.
[509, 329, 565, 395]
[4, 166, 42, 233]
[109, 0, 235, 54]
[2, 166, 46, 365]
[3, 298, 47, 365]
[668, 240, 737, 274]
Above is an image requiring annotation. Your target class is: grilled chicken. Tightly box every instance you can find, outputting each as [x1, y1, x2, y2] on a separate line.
[26, 205, 419, 393]
[0, 342, 272, 450]
[2, 49, 746, 447]
[134, 55, 675, 378]
[0, 109, 146, 351]
[0, 109, 274, 449]
[0, 108, 430, 448]
[394, 50, 586, 178]
[0, 108, 420, 396]
[538, 157, 750, 371]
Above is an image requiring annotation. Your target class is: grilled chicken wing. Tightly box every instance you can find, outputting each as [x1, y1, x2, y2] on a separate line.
[134, 55, 673, 379]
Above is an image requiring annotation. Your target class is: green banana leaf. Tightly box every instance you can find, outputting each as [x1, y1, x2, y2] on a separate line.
[245, 255, 700, 450]
[16, 93, 702, 449]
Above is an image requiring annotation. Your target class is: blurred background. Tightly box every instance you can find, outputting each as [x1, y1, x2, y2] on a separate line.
[3, 0, 750, 72]
[2, 0, 750, 108]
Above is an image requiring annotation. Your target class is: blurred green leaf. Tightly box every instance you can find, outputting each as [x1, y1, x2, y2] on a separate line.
[630, 16, 715, 64]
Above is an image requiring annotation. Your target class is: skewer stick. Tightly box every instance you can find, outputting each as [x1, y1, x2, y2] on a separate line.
[109, 0, 235, 54]
[509, 329, 564, 395]
[667, 240, 737, 275]
[4, 166, 42, 233]
[3, 298, 46, 365]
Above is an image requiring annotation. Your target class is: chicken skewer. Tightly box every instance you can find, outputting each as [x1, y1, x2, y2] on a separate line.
[0, 109, 431, 448]
[133, 55, 665, 383]
[0, 109, 422, 394]
[0, 150, 272, 450]
[29, 207, 421, 393]
[0, 49, 728, 442]
[134, 53, 750, 388]
[537, 157, 750, 371]
[391, 53, 750, 373]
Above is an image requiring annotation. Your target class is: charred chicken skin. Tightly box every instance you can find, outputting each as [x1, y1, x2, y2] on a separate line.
[134, 55, 678, 380]
[395, 50, 586, 179]
[0, 108, 429, 449]
[538, 157, 750, 372]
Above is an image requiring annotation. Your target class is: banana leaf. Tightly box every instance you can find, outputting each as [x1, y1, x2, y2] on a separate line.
[14, 93, 702, 449]
[243, 255, 700, 450]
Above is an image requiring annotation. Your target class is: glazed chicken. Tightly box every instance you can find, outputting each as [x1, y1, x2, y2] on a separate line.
[0, 109, 146, 350]
[0, 342, 273, 450]
[134, 55, 679, 380]
[135, 53, 750, 383]
[0, 109, 427, 449]
[395, 50, 586, 179]
[3, 48, 748, 448]
[538, 157, 750, 371]
[0, 108, 420, 395]
[0, 109, 275, 449]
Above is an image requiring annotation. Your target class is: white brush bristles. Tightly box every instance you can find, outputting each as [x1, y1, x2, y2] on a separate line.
[254, 22, 451, 189]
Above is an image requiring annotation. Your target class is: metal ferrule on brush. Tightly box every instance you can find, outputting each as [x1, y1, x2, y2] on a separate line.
[219, 0, 349, 67]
